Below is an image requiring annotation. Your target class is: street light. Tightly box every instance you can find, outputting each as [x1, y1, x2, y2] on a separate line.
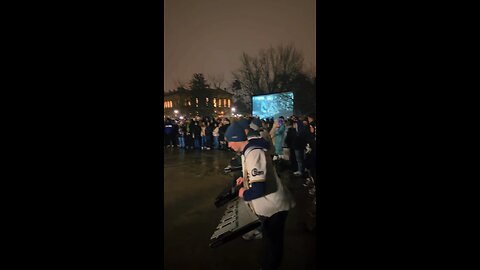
[174, 110, 179, 114]
[231, 107, 236, 112]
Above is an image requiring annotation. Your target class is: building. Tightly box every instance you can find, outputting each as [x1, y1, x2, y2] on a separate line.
[164, 88, 234, 118]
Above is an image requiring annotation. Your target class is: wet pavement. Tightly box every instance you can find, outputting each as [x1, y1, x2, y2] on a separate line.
[164, 147, 316, 270]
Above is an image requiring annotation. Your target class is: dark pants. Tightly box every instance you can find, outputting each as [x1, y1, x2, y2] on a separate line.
[261, 211, 288, 270]
[170, 134, 177, 147]
[185, 135, 193, 149]
[294, 148, 305, 173]
[194, 137, 201, 149]
[164, 133, 173, 146]
[289, 147, 297, 171]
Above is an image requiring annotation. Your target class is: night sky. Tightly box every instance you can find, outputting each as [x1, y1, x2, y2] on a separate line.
[164, 0, 316, 92]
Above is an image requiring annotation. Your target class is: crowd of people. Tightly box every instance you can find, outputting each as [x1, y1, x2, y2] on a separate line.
[164, 113, 316, 270]
[163, 113, 316, 179]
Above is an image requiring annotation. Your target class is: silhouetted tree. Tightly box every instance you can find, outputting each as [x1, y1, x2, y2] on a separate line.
[174, 79, 188, 90]
[207, 74, 225, 89]
[190, 73, 209, 91]
[229, 79, 248, 114]
[233, 44, 304, 96]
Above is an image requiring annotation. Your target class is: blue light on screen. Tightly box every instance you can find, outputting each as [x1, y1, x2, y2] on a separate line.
[252, 92, 294, 119]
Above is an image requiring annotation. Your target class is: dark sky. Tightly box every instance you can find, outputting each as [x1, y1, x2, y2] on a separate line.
[164, 0, 316, 92]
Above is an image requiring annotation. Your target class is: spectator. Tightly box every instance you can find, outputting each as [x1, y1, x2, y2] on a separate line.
[200, 122, 206, 150]
[292, 117, 308, 176]
[205, 121, 213, 150]
[193, 121, 202, 150]
[186, 119, 195, 150]
[270, 118, 286, 161]
[218, 118, 230, 150]
[178, 121, 186, 148]
[172, 120, 179, 148]
[164, 118, 174, 148]
[284, 119, 298, 172]
[213, 123, 220, 149]
[250, 117, 275, 158]
[306, 113, 316, 179]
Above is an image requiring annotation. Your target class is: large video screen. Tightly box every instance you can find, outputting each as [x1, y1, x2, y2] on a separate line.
[252, 91, 294, 120]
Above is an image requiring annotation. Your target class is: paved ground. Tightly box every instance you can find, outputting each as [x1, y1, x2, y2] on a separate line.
[164, 147, 316, 270]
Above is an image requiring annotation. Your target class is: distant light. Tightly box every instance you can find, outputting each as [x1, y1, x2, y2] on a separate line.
[231, 107, 236, 112]
[179, 116, 184, 120]
[174, 110, 179, 114]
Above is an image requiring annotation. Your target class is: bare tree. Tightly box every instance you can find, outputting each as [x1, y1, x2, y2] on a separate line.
[207, 73, 225, 89]
[173, 79, 188, 90]
[233, 44, 305, 96]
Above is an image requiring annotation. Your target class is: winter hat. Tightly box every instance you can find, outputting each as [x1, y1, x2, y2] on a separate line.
[250, 118, 263, 131]
[237, 118, 251, 130]
[225, 122, 248, 142]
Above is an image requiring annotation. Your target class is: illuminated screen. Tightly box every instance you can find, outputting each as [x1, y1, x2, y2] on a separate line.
[252, 92, 294, 119]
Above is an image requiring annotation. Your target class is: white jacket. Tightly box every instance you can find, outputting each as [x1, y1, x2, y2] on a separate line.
[241, 145, 295, 217]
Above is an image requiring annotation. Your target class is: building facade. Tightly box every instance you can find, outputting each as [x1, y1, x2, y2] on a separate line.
[164, 88, 234, 118]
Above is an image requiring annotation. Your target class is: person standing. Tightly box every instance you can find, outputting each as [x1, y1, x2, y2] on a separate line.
[205, 121, 213, 150]
[250, 118, 275, 158]
[186, 119, 195, 150]
[218, 118, 230, 150]
[178, 121, 185, 148]
[225, 122, 295, 270]
[193, 121, 201, 150]
[164, 118, 174, 148]
[285, 118, 298, 172]
[306, 113, 316, 179]
[292, 117, 307, 176]
[270, 118, 286, 161]
[172, 119, 179, 148]
[213, 123, 220, 150]
[200, 122, 206, 150]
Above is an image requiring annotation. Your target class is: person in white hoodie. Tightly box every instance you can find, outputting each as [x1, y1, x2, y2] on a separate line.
[225, 122, 295, 270]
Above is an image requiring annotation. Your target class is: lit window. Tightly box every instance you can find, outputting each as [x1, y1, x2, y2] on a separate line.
[213, 98, 217, 107]
[228, 99, 230, 108]
[224, 99, 227, 108]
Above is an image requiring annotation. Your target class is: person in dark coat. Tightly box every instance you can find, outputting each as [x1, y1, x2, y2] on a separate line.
[171, 120, 179, 148]
[205, 121, 213, 150]
[164, 118, 174, 148]
[192, 121, 202, 150]
[291, 117, 308, 176]
[178, 121, 186, 148]
[305, 114, 316, 179]
[218, 118, 230, 150]
[185, 119, 195, 150]
[284, 118, 297, 172]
